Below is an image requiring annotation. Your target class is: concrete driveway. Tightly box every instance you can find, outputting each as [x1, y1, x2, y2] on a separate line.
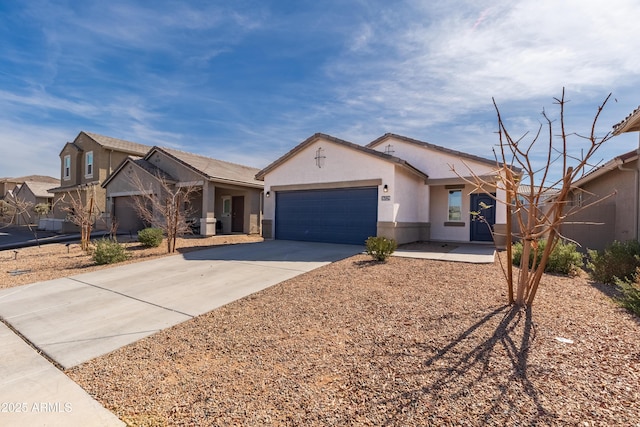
[0, 240, 362, 369]
[0, 240, 361, 426]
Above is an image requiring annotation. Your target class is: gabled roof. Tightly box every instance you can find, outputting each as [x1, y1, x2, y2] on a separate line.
[65, 131, 152, 156]
[18, 181, 56, 198]
[368, 133, 518, 171]
[101, 157, 176, 188]
[255, 133, 429, 182]
[149, 147, 263, 188]
[613, 106, 640, 135]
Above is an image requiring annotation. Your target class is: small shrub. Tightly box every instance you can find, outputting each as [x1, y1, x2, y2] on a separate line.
[587, 240, 640, 284]
[511, 239, 583, 275]
[92, 238, 129, 265]
[365, 236, 397, 262]
[614, 275, 640, 317]
[138, 227, 164, 248]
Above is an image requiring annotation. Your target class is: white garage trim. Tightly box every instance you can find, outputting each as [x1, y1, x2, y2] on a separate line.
[271, 179, 382, 192]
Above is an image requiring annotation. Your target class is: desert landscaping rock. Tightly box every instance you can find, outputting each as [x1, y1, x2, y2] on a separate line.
[2, 239, 639, 425]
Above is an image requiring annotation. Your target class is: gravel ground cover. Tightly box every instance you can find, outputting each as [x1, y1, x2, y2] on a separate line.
[56, 250, 639, 426]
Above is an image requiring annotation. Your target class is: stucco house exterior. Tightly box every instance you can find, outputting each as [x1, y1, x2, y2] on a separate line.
[0, 176, 58, 225]
[103, 146, 263, 236]
[256, 133, 512, 247]
[12, 179, 57, 225]
[0, 175, 57, 200]
[558, 106, 640, 251]
[48, 131, 151, 232]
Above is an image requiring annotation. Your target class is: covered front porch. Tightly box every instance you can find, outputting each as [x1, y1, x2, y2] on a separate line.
[188, 181, 262, 237]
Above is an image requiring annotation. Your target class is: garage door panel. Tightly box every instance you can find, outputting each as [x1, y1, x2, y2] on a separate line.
[113, 196, 146, 233]
[275, 187, 377, 245]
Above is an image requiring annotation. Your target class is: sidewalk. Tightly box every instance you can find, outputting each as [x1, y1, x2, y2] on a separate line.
[394, 243, 496, 263]
[0, 322, 124, 426]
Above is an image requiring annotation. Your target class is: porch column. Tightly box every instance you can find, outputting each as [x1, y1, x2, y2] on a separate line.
[200, 182, 217, 236]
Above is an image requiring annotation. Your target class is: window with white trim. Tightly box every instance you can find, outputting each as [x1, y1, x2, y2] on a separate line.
[448, 190, 462, 221]
[63, 155, 71, 180]
[85, 151, 93, 178]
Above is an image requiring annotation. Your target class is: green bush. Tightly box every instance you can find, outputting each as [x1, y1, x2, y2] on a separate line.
[511, 239, 583, 275]
[587, 240, 640, 284]
[365, 236, 397, 262]
[138, 227, 164, 248]
[92, 238, 130, 265]
[614, 275, 640, 317]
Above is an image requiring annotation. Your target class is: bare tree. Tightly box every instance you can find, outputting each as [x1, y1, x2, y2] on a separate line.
[453, 89, 615, 307]
[61, 187, 102, 251]
[126, 171, 198, 253]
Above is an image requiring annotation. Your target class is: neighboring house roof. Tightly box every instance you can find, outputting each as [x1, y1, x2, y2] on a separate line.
[613, 106, 640, 135]
[150, 146, 264, 188]
[368, 133, 521, 172]
[19, 181, 56, 198]
[59, 131, 151, 156]
[255, 133, 429, 182]
[102, 157, 177, 188]
[0, 175, 58, 184]
[572, 149, 638, 188]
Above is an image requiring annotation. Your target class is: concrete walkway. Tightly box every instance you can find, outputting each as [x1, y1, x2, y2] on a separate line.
[394, 244, 496, 263]
[0, 240, 362, 426]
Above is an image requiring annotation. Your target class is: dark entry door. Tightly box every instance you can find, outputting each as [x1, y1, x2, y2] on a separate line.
[470, 193, 496, 242]
[231, 196, 244, 232]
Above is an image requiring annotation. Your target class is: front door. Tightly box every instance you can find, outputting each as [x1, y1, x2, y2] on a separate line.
[231, 196, 244, 233]
[470, 193, 496, 242]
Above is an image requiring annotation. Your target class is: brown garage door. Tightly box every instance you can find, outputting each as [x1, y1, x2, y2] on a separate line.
[113, 196, 146, 234]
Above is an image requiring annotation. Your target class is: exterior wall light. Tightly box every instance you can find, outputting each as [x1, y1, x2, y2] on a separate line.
[383, 184, 389, 192]
[265, 191, 271, 198]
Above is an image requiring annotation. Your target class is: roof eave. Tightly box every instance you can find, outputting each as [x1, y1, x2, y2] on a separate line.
[613, 107, 640, 135]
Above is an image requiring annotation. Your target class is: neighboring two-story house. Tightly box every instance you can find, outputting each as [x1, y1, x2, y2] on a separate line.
[47, 131, 151, 232]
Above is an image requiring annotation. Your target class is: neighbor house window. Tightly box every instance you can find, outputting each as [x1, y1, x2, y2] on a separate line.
[63, 155, 71, 180]
[448, 190, 462, 221]
[85, 151, 93, 178]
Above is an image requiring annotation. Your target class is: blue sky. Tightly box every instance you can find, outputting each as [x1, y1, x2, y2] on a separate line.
[2, 0, 640, 184]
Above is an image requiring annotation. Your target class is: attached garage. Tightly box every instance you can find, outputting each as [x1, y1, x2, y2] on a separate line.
[112, 196, 146, 233]
[275, 187, 378, 245]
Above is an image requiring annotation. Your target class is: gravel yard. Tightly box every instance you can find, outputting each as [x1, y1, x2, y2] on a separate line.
[2, 238, 639, 426]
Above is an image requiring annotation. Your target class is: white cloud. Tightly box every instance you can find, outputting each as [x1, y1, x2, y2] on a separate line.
[329, 0, 640, 132]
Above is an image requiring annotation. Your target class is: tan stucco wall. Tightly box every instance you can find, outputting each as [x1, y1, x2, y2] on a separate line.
[563, 159, 638, 250]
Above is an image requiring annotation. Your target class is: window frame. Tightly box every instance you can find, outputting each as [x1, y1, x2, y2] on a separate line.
[447, 189, 463, 222]
[222, 196, 231, 217]
[85, 151, 94, 178]
[63, 155, 71, 181]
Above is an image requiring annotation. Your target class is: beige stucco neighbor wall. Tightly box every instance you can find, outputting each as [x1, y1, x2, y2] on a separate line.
[53, 134, 134, 228]
[562, 159, 638, 251]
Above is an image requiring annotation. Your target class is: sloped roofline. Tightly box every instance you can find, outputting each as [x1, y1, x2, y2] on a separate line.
[58, 131, 152, 157]
[146, 146, 264, 188]
[572, 149, 638, 188]
[101, 157, 177, 189]
[613, 106, 640, 135]
[368, 133, 521, 173]
[254, 133, 429, 182]
[57, 141, 82, 157]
